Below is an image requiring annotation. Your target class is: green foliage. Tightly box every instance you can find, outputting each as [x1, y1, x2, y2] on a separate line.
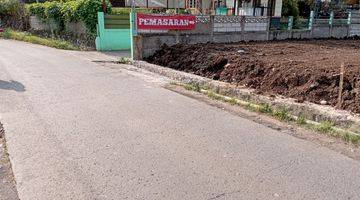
[118, 57, 131, 64]
[207, 91, 223, 101]
[348, 134, 360, 145]
[111, 7, 154, 15]
[26, 0, 112, 33]
[184, 82, 201, 92]
[0, 28, 79, 50]
[78, 0, 111, 33]
[0, 0, 21, 17]
[44, 1, 62, 22]
[282, 0, 299, 19]
[0, 0, 27, 30]
[225, 97, 238, 105]
[298, 0, 311, 18]
[60, 0, 82, 22]
[258, 103, 273, 114]
[26, 3, 46, 19]
[274, 107, 292, 121]
[296, 114, 307, 125]
[316, 121, 334, 133]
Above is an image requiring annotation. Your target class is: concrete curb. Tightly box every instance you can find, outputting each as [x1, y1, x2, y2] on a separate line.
[133, 60, 360, 134]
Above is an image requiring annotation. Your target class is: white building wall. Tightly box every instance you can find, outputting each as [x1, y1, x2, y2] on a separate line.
[274, 0, 282, 16]
[125, 0, 282, 16]
[125, 0, 185, 8]
[260, 0, 269, 6]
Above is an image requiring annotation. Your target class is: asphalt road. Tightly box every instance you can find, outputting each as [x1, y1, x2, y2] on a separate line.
[0, 39, 360, 200]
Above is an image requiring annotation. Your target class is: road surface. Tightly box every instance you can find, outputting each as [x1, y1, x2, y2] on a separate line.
[0, 39, 360, 200]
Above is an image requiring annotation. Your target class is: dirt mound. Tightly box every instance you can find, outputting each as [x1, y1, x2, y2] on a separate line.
[146, 40, 360, 114]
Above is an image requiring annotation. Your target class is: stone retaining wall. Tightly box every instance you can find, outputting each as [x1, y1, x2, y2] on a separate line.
[29, 16, 87, 36]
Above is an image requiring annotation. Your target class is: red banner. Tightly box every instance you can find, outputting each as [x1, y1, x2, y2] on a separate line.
[137, 13, 196, 30]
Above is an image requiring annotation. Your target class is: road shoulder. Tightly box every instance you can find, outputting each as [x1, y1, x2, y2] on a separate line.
[0, 123, 19, 200]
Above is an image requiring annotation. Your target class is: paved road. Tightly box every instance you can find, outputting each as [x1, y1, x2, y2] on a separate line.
[1, 39, 360, 200]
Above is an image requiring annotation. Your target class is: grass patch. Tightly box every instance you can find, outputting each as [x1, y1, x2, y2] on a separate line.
[206, 91, 223, 101]
[296, 114, 307, 125]
[0, 29, 79, 50]
[225, 97, 238, 105]
[177, 82, 360, 145]
[245, 103, 258, 112]
[348, 134, 360, 145]
[183, 82, 201, 92]
[118, 57, 131, 64]
[258, 103, 273, 114]
[316, 121, 334, 133]
[273, 107, 292, 121]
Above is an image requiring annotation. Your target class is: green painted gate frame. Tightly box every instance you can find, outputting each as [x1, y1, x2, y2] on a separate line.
[95, 12, 131, 51]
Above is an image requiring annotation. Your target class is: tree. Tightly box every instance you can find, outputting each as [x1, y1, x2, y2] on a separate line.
[282, 0, 299, 19]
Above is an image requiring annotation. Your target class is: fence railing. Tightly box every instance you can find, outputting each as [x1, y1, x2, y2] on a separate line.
[136, 10, 355, 35]
[237, 7, 269, 17]
[269, 10, 351, 31]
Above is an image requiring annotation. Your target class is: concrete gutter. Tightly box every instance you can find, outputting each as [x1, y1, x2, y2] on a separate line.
[133, 60, 360, 134]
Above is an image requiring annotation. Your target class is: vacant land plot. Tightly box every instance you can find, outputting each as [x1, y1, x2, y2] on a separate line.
[147, 40, 360, 114]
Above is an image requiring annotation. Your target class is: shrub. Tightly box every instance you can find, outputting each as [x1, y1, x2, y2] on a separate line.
[78, 0, 111, 33]
[111, 7, 154, 15]
[61, 0, 82, 22]
[0, 0, 26, 29]
[43, 1, 62, 22]
[26, 0, 112, 33]
[282, 0, 299, 19]
[27, 1, 62, 22]
[0, 0, 20, 16]
[26, 3, 46, 19]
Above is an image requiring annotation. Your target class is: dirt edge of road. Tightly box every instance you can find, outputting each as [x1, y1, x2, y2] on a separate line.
[0, 123, 19, 200]
[165, 84, 360, 161]
[133, 60, 360, 134]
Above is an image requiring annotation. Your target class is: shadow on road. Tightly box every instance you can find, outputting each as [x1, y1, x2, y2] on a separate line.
[0, 80, 25, 92]
[100, 50, 131, 58]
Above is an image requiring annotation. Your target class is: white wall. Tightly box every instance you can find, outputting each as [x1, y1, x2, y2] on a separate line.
[274, 0, 282, 17]
[126, 0, 185, 8]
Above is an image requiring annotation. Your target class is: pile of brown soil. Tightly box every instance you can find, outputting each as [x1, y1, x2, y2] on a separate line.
[146, 40, 360, 114]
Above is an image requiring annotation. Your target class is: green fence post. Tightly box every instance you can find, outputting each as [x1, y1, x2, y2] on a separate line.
[98, 12, 105, 37]
[95, 12, 105, 51]
[288, 16, 293, 31]
[130, 9, 137, 60]
[348, 12, 352, 25]
[309, 11, 314, 30]
[329, 11, 334, 26]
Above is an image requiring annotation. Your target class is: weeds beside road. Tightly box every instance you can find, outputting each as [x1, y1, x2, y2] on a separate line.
[0, 123, 19, 200]
[0, 29, 79, 50]
[176, 81, 360, 146]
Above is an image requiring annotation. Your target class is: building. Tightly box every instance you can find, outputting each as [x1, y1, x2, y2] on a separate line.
[112, 0, 282, 16]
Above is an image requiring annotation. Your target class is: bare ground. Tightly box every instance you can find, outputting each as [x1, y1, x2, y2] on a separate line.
[147, 39, 360, 114]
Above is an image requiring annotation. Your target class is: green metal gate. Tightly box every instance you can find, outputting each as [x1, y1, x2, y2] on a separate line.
[96, 12, 131, 51]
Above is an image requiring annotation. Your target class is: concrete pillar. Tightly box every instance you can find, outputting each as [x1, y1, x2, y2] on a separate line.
[329, 11, 334, 37]
[130, 10, 136, 60]
[329, 11, 334, 26]
[309, 11, 314, 31]
[348, 12, 352, 25]
[347, 12, 352, 37]
[287, 16, 293, 31]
